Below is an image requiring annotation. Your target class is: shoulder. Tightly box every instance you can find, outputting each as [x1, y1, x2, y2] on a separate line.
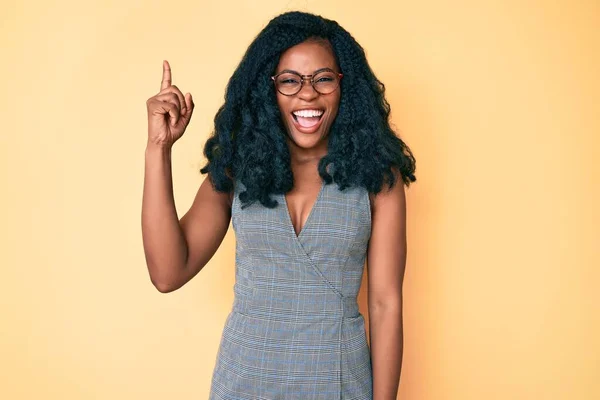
[204, 172, 234, 210]
[368, 167, 406, 216]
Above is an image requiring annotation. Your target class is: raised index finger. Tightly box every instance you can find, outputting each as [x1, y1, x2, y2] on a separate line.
[161, 60, 172, 90]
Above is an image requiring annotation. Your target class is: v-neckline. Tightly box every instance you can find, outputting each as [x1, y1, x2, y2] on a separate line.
[282, 180, 325, 239]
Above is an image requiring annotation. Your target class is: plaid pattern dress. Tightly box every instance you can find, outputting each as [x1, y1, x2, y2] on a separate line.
[209, 179, 373, 399]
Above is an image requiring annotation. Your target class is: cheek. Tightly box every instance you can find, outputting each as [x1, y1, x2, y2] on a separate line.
[276, 94, 289, 115]
[327, 96, 341, 119]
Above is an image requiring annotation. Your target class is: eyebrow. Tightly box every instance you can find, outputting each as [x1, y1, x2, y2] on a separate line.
[277, 67, 335, 76]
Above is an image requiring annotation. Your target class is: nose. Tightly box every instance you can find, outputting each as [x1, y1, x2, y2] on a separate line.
[297, 78, 319, 101]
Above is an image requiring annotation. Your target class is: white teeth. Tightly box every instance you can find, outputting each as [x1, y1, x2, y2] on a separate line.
[293, 109, 324, 118]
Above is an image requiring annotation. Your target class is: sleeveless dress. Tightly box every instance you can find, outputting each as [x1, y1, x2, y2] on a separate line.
[209, 179, 373, 399]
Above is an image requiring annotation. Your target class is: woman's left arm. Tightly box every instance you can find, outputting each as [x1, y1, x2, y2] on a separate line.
[367, 169, 407, 400]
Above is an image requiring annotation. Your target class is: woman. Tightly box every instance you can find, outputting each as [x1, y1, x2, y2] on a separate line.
[142, 11, 416, 400]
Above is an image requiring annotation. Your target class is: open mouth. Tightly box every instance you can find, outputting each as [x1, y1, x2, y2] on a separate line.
[291, 109, 324, 131]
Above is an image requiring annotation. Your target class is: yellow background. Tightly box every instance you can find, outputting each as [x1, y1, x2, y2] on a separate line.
[1, 0, 598, 398]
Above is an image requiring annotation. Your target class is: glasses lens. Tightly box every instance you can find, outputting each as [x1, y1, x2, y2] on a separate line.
[313, 71, 339, 94]
[275, 73, 301, 95]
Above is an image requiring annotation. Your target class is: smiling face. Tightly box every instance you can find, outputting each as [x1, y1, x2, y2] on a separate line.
[274, 39, 341, 159]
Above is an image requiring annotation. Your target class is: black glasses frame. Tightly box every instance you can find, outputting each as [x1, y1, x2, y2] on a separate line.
[271, 68, 344, 96]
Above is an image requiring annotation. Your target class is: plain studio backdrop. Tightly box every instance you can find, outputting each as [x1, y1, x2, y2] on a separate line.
[1, 0, 598, 399]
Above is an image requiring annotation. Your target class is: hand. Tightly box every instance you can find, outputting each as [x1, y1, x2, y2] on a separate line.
[146, 60, 195, 148]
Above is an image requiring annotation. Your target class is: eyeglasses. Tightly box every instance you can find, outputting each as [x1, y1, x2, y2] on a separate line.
[271, 68, 343, 96]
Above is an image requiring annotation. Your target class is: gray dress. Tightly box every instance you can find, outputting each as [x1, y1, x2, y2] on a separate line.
[209, 179, 373, 399]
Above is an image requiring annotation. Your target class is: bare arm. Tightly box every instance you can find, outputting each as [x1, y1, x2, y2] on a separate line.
[141, 60, 232, 293]
[142, 145, 232, 293]
[367, 168, 407, 400]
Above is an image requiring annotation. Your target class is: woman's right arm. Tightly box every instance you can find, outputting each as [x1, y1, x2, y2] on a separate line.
[141, 60, 232, 293]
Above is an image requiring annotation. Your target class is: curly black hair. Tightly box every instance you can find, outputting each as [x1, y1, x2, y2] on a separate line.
[200, 11, 416, 209]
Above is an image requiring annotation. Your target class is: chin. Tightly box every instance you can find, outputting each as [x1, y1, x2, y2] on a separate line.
[285, 125, 330, 150]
